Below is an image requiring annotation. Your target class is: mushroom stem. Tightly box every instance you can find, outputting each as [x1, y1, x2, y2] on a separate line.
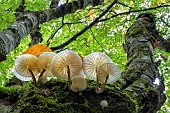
[67, 66, 71, 89]
[100, 74, 109, 93]
[38, 68, 46, 84]
[28, 69, 37, 86]
[39, 68, 46, 79]
[95, 69, 100, 94]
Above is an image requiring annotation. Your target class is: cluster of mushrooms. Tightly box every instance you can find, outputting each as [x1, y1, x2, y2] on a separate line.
[13, 45, 121, 94]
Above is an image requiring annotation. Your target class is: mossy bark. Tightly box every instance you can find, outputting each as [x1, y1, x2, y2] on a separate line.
[122, 13, 166, 113]
[0, 13, 166, 113]
[0, 79, 135, 113]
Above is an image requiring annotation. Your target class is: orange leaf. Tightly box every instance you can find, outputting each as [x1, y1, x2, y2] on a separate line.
[22, 44, 53, 57]
[153, 40, 160, 48]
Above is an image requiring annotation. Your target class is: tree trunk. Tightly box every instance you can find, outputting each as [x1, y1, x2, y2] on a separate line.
[122, 13, 166, 113]
[0, 0, 104, 62]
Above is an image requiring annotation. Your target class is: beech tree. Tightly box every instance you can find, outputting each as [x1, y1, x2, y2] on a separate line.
[0, 0, 170, 112]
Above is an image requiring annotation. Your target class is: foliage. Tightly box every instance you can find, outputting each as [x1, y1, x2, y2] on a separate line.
[0, 0, 169, 112]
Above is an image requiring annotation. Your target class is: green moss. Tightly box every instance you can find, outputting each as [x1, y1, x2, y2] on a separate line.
[122, 90, 140, 112]
[106, 79, 124, 90]
[0, 78, 137, 113]
[127, 20, 150, 38]
[0, 85, 23, 102]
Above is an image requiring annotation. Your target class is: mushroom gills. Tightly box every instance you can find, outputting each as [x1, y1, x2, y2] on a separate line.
[13, 54, 39, 85]
[96, 62, 121, 93]
[50, 50, 82, 89]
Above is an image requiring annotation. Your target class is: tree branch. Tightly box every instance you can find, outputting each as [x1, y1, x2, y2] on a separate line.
[117, 1, 133, 9]
[50, 0, 118, 51]
[38, 0, 105, 24]
[99, 5, 170, 22]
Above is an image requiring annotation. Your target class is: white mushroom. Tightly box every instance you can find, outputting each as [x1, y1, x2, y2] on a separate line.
[83, 52, 112, 93]
[70, 75, 87, 93]
[13, 54, 38, 85]
[37, 52, 55, 84]
[100, 100, 108, 109]
[83, 52, 112, 80]
[97, 62, 121, 93]
[51, 50, 82, 89]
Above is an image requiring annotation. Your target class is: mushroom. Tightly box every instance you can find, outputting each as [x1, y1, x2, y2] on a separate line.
[70, 75, 87, 94]
[100, 100, 108, 109]
[83, 52, 112, 93]
[13, 54, 38, 85]
[97, 62, 121, 93]
[51, 50, 82, 89]
[37, 52, 55, 84]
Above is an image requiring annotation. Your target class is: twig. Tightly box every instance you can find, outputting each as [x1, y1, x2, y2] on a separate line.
[46, 24, 64, 46]
[117, 1, 133, 9]
[160, 18, 170, 27]
[46, 21, 84, 46]
[99, 5, 170, 22]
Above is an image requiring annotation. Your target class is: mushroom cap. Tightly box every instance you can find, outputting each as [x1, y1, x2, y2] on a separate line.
[83, 52, 112, 80]
[13, 54, 38, 81]
[100, 100, 108, 108]
[79, 69, 85, 77]
[51, 50, 82, 80]
[97, 62, 121, 84]
[37, 52, 55, 77]
[22, 44, 53, 57]
[70, 76, 87, 92]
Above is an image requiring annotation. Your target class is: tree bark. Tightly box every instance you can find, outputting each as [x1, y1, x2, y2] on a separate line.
[122, 13, 166, 113]
[0, 0, 104, 62]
